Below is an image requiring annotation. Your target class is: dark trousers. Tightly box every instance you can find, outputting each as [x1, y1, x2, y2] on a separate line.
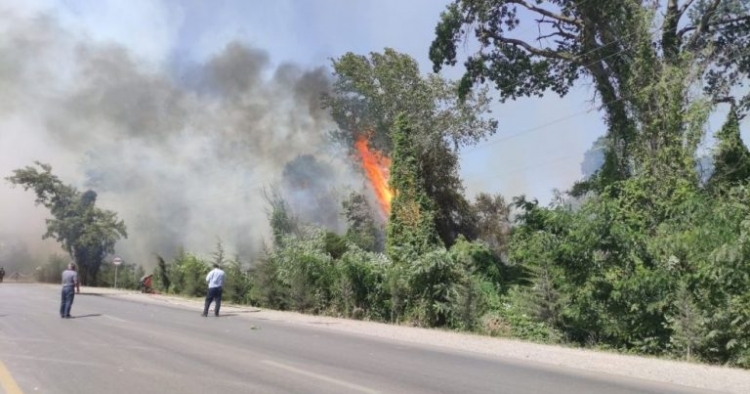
[203, 287, 223, 316]
[60, 286, 75, 317]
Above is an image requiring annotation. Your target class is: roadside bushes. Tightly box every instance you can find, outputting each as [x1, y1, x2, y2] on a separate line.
[235, 228, 519, 332]
[153, 245, 253, 300]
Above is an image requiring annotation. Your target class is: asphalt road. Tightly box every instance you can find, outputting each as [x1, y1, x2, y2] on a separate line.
[0, 284, 712, 394]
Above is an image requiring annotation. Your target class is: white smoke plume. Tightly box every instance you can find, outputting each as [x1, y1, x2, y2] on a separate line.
[0, 8, 362, 270]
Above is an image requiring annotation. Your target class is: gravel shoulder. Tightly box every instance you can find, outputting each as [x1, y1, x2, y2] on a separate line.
[58, 284, 750, 394]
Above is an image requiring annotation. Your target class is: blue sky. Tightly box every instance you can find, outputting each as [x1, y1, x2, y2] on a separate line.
[11, 0, 741, 204]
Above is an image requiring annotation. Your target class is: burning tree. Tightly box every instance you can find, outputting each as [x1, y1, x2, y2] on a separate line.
[354, 134, 394, 219]
[323, 48, 497, 247]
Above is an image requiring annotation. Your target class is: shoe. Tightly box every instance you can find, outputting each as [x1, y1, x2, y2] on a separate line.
[201, 313, 207, 317]
[215, 313, 219, 317]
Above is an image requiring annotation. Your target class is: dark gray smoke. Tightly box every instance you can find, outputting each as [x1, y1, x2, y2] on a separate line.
[0, 8, 361, 269]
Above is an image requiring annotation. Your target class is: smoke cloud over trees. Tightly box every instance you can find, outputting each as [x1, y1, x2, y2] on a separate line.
[0, 9, 363, 268]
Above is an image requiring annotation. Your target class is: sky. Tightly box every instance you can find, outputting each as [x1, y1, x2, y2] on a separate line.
[1, 0, 745, 267]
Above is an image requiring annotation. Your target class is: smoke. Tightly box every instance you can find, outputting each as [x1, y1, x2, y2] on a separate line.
[0, 8, 361, 269]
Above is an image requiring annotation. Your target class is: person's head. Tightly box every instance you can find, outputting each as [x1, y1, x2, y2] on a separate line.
[67, 263, 76, 271]
[213, 263, 220, 269]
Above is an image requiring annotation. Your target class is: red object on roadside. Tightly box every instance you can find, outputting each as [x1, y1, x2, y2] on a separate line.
[140, 275, 154, 293]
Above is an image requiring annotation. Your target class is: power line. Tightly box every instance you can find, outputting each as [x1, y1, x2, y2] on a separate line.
[464, 44, 750, 154]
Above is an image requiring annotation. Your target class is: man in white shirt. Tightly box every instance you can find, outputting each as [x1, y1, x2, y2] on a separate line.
[202, 263, 225, 317]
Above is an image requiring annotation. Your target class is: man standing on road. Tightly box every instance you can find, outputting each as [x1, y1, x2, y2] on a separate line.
[0, 267, 5, 283]
[60, 263, 80, 318]
[202, 263, 225, 317]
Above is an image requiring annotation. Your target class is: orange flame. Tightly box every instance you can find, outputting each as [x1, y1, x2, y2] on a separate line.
[354, 135, 394, 216]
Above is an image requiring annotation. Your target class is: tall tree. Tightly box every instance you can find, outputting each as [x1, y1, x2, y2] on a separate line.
[322, 48, 495, 246]
[708, 104, 750, 189]
[6, 162, 127, 284]
[430, 0, 750, 186]
[386, 114, 442, 260]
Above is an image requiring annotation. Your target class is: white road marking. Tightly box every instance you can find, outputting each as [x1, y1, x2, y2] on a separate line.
[261, 360, 380, 394]
[103, 314, 128, 323]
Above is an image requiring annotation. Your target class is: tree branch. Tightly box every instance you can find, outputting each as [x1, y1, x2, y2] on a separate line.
[537, 31, 576, 41]
[678, 15, 750, 37]
[680, 0, 722, 46]
[713, 96, 736, 105]
[678, 0, 696, 16]
[483, 29, 576, 60]
[535, 18, 577, 41]
[507, 0, 582, 27]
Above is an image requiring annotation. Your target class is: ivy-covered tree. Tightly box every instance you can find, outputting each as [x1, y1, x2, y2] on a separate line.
[472, 192, 512, 259]
[6, 162, 127, 285]
[386, 114, 442, 260]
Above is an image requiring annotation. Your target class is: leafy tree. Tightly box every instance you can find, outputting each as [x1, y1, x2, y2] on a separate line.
[223, 255, 252, 304]
[708, 104, 750, 190]
[323, 48, 497, 151]
[472, 192, 512, 259]
[334, 246, 391, 320]
[430, 0, 750, 185]
[322, 48, 495, 247]
[270, 229, 336, 313]
[342, 191, 383, 252]
[7, 162, 127, 284]
[167, 251, 209, 297]
[386, 114, 442, 260]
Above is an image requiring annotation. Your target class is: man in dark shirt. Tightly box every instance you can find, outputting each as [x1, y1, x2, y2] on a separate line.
[60, 263, 80, 318]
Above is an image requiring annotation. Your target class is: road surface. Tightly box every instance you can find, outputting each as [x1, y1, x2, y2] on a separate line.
[0, 284, 713, 394]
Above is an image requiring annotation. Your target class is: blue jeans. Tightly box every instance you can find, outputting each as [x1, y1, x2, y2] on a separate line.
[60, 286, 75, 317]
[203, 287, 223, 316]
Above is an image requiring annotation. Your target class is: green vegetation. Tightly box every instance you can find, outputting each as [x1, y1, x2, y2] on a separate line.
[9, 0, 750, 370]
[6, 162, 128, 285]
